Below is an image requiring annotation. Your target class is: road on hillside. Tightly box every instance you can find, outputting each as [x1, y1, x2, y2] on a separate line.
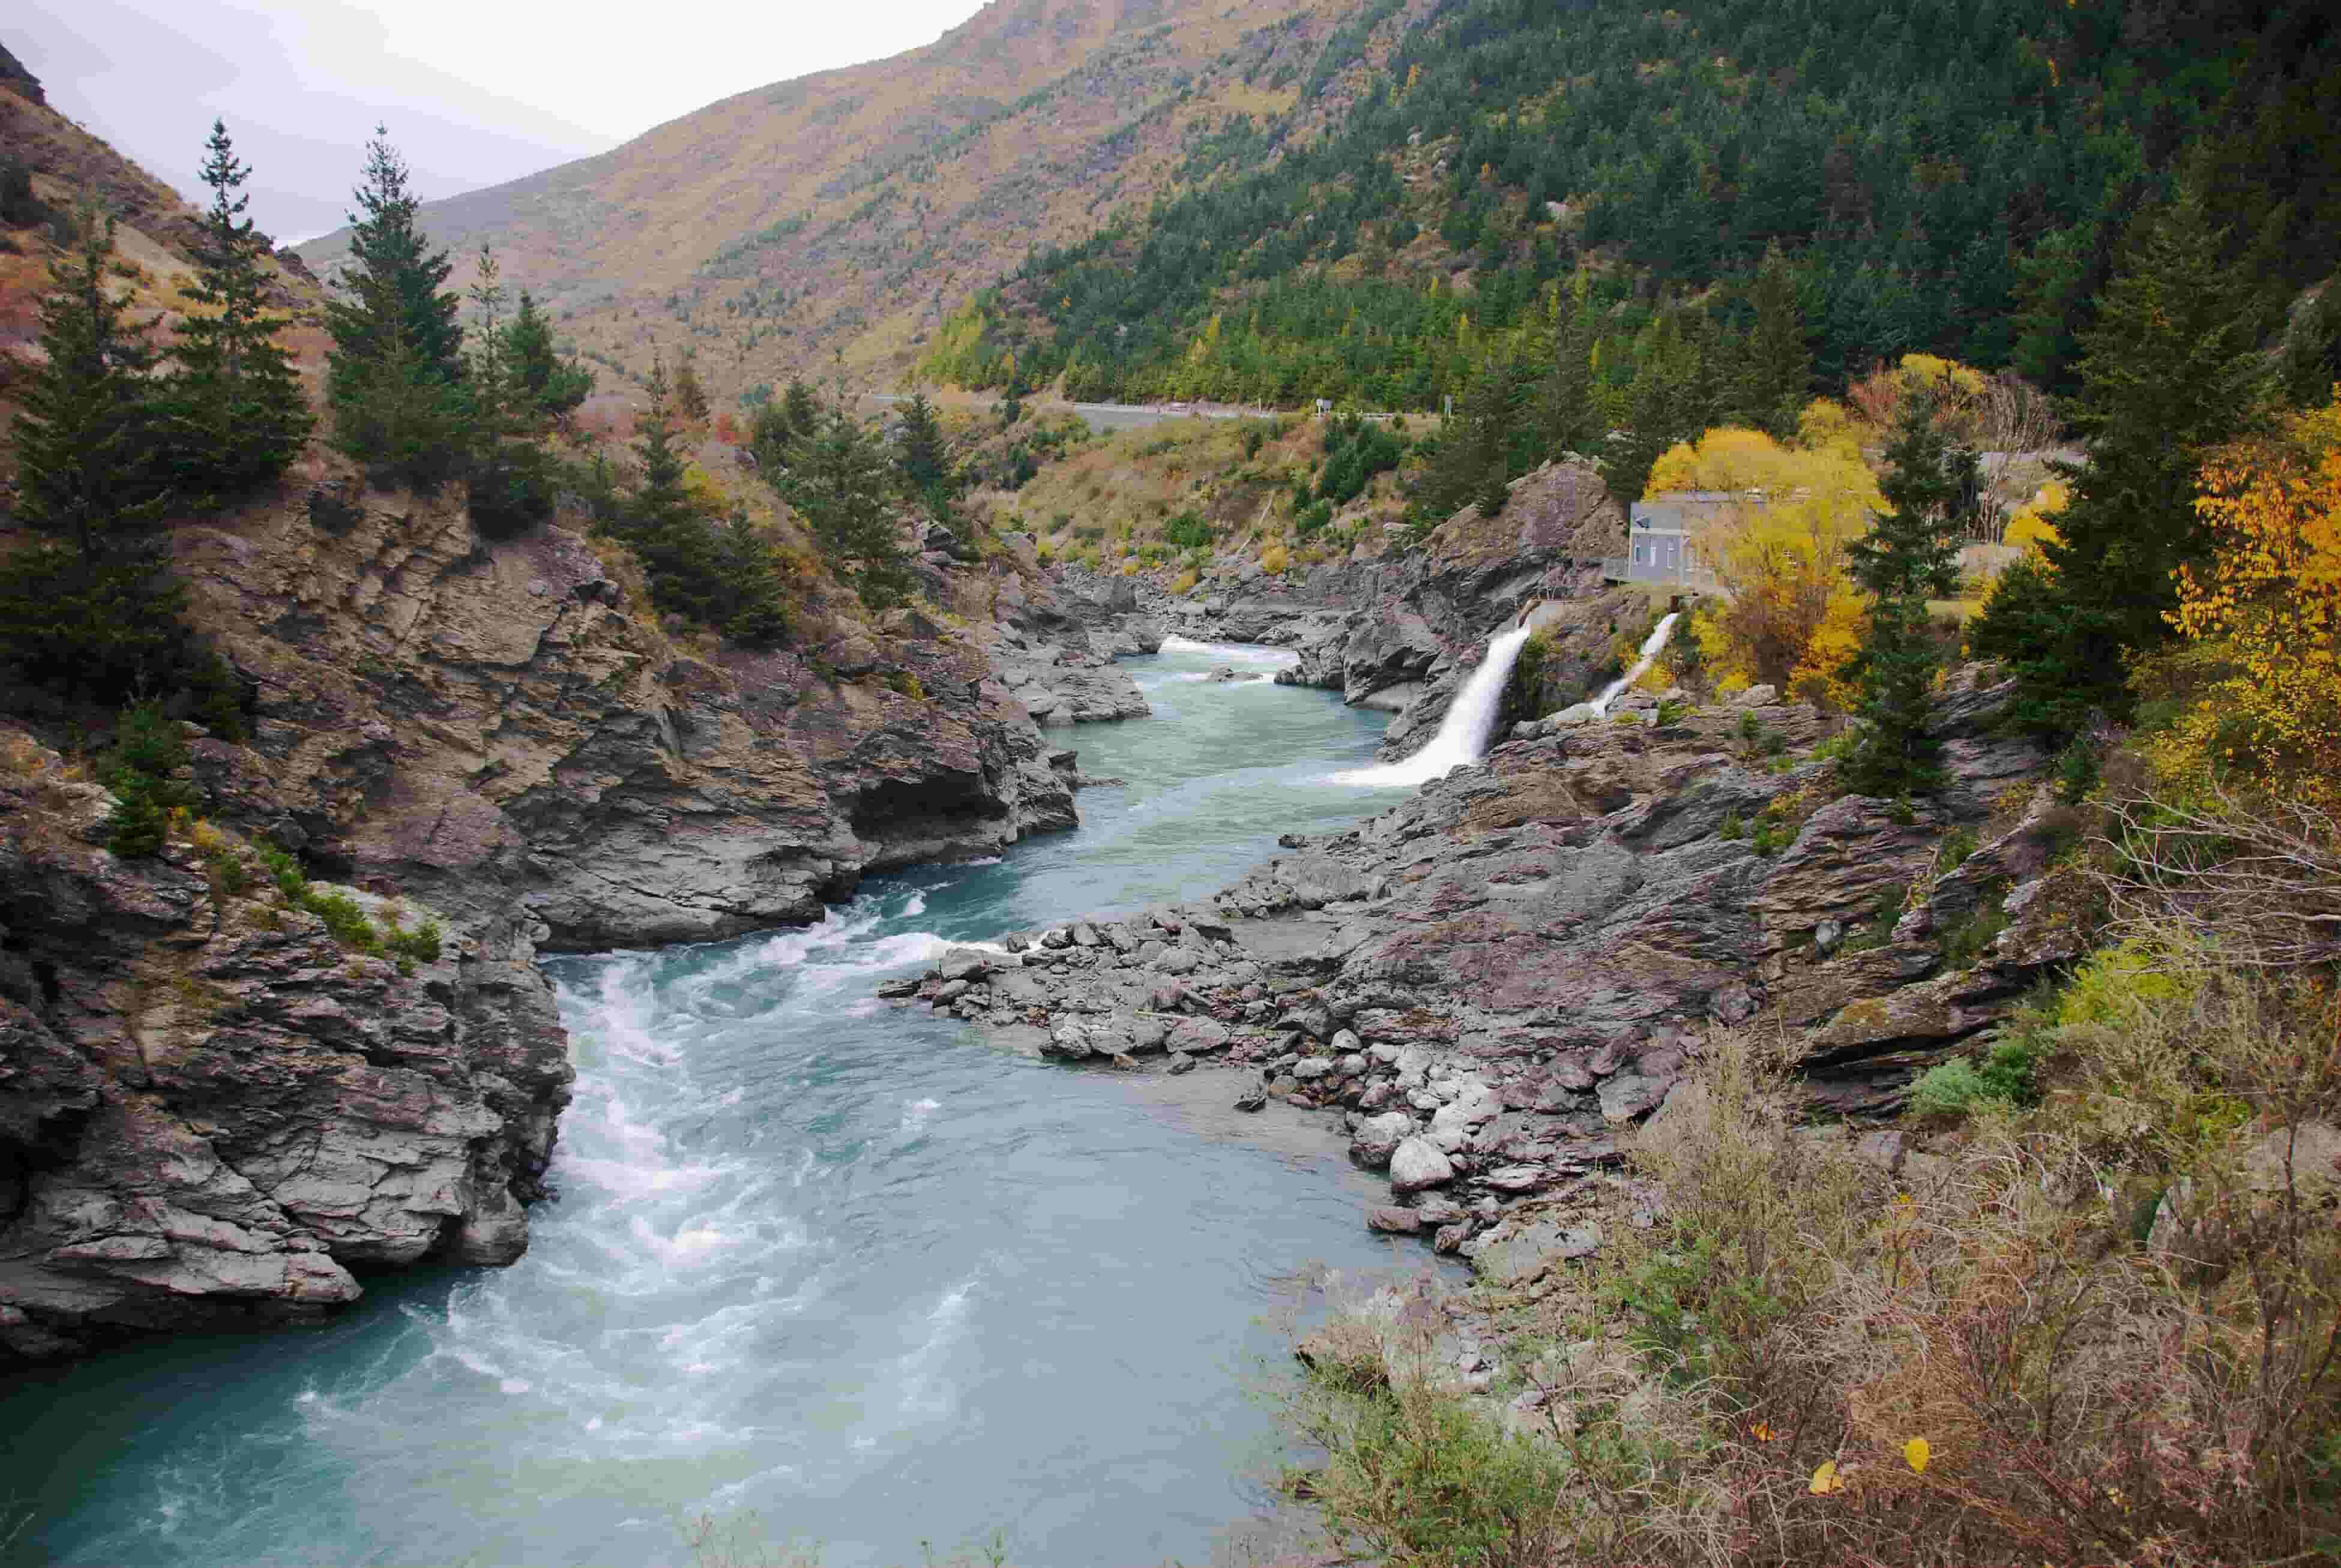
[865, 394, 1409, 431]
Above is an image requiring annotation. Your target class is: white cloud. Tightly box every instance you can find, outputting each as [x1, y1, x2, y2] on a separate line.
[13, 0, 987, 242]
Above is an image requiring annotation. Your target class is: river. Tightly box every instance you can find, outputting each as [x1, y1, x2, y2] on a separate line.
[0, 640, 1435, 1568]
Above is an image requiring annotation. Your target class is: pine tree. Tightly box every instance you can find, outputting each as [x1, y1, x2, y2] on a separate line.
[1842, 391, 1969, 796]
[672, 350, 710, 424]
[1604, 308, 1714, 503]
[711, 509, 790, 648]
[324, 128, 464, 487]
[1738, 244, 1812, 438]
[894, 389, 956, 514]
[609, 359, 714, 615]
[461, 247, 555, 538]
[1972, 184, 2271, 736]
[504, 289, 592, 426]
[2282, 280, 2341, 409]
[780, 379, 819, 440]
[1529, 279, 1598, 458]
[780, 389, 911, 608]
[161, 121, 312, 502]
[0, 203, 185, 694]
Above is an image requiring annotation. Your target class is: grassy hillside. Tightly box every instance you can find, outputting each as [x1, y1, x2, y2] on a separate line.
[294, 0, 1422, 410]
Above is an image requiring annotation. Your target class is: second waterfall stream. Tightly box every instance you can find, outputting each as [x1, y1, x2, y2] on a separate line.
[1593, 612, 1682, 715]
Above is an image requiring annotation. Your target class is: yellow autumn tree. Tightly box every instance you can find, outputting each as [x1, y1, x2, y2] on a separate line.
[1648, 426, 1882, 693]
[2002, 479, 2067, 551]
[2163, 406, 2341, 800]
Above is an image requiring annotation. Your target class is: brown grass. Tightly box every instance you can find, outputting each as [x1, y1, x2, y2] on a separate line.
[1286, 930, 2341, 1567]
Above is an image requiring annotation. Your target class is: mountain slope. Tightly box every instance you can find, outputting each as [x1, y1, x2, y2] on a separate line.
[296, 0, 1415, 407]
[932, 0, 2341, 405]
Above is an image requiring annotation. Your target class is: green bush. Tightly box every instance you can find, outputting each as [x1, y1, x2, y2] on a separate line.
[102, 703, 201, 858]
[257, 843, 307, 900]
[1655, 698, 1688, 725]
[301, 887, 383, 954]
[1936, 893, 2011, 969]
[379, 913, 445, 967]
[1719, 808, 1746, 840]
[1939, 825, 1978, 873]
[1161, 510, 1213, 549]
[1286, 1375, 1579, 1567]
[2053, 738, 2098, 804]
[1909, 1035, 2042, 1117]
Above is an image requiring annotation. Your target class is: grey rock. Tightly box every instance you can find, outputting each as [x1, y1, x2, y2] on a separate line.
[936, 945, 992, 983]
[1349, 1112, 1415, 1170]
[1389, 1137, 1457, 1195]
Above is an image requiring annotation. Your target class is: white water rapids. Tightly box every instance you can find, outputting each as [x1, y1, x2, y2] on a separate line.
[1328, 622, 1537, 787]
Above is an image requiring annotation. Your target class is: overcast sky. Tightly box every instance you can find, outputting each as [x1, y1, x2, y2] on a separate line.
[13, 0, 991, 244]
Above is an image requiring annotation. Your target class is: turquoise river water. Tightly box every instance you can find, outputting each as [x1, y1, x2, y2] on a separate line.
[0, 640, 1444, 1568]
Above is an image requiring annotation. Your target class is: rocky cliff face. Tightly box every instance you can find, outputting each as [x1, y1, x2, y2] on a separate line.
[175, 475, 1085, 952]
[1, 464, 1121, 1362]
[0, 41, 43, 107]
[0, 727, 570, 1362]
[895, 673, 2076, 1258]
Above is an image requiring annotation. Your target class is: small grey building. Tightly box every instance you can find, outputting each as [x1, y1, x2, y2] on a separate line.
[1603, 490, 1749, 590]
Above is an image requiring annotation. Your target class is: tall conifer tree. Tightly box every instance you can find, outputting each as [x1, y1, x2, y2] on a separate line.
[324, 128, 463, 487]
[503, 289, 592, 426]
[163, 121, 312, 500]
[780, 385, 911, 608]
[1842, 392, 1969, 797]
[1972, 182, 2271, 736]
[893, 389, 957, 515]
[1738, 245, 1812, 438]
[461, 247, 555, 536]
[0, 204, 184, 692]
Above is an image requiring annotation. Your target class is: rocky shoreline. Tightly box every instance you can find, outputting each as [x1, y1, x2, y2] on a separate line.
[892, 670, 2082, 1266]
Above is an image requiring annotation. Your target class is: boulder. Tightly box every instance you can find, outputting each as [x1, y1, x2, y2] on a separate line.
[1389, 1137, 1457, 1196]
[1349, 1112, 1415, 1170]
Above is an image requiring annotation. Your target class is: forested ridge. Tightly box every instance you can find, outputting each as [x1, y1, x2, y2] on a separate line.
[924, 0, 2339, 407]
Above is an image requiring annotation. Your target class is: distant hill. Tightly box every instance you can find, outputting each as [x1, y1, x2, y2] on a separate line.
[295, 0, 1409, 409]
[294, 0, 2337, 415]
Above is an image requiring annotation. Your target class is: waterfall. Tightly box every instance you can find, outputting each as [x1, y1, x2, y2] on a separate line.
[1330, 622, 1538, 787]
[1591, 612, 1681, 715]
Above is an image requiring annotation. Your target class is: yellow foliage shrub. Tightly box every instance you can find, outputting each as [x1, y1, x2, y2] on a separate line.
[1169, 570, 1199, 595]
[1649, 428, 1881, 689]
[2002, 479, 2067, 552]
[2166, 406, 2341, 800]
[1259, 543, 1288, 575]
[1795, 397, 1864, 458]
[680, 463, 728, 515]
[1848, 353, 1990, 443]
[1786, 583, 1865, 710]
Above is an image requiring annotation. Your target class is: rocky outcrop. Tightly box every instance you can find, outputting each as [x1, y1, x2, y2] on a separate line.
[174, 476, 1083, 951]
[895, 676, 2067, 1256]
[0, 728, 570, 1362]
[0, 41, 43, 107]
